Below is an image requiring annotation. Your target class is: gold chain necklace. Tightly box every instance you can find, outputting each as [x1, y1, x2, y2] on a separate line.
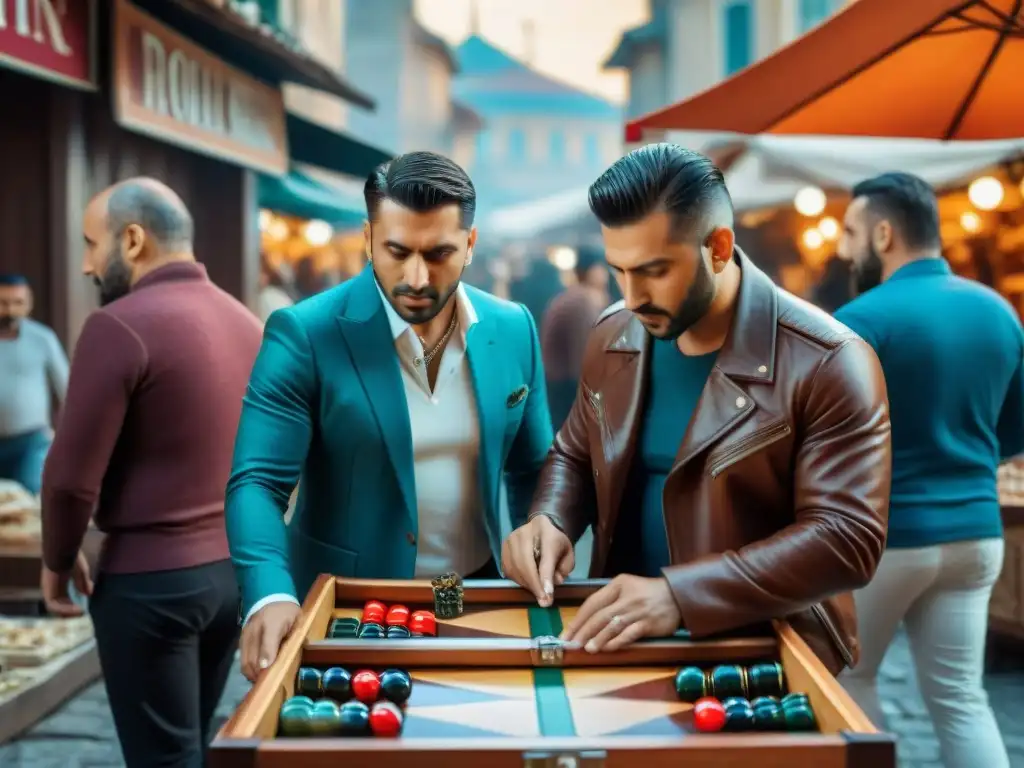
[414, 311, 459, 368]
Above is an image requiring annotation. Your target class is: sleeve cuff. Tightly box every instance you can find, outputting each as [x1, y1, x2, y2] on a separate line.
[243, 593, 300, 626]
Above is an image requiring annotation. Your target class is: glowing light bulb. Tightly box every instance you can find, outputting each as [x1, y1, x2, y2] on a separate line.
[967, 176, 1003, 211]
[817, 216, 839, 240]
[794, 186, 826, 217]
[960, 211, 981, 233]
[802, 228, 824, 249]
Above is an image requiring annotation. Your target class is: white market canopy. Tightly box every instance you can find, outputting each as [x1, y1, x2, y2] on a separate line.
[485, 135, 1024, 237]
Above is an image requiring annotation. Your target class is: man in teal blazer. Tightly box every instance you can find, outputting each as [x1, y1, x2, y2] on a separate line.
[226, 152, 553, 679]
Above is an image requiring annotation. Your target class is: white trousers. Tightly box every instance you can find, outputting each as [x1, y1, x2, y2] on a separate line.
[841, 538, 1008, 768]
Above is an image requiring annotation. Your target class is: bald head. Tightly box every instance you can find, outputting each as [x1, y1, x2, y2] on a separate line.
[93, 177, 194, 252]
[82, 178, 196, 306]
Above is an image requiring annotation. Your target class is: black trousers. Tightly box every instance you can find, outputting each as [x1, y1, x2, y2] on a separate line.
[89, 559, 239, 768]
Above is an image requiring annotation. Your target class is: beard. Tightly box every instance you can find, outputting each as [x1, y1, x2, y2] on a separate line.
[634, 254, 717, 341]
[0, 315, 16, 332]
[376, 265, 464, 326]
[853, 244, 884, 295]
[95, 246, 134, 306]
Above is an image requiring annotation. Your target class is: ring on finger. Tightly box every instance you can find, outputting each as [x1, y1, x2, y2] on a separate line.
[608, 614, 624, 630]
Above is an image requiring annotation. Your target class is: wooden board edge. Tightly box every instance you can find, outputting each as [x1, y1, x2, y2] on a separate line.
[331, 577, 611, 604]
[252, 734, 849, 768]
[206, 737, 260, 768]
[841, 731, 898, 768]
[302, 636, 780, 667]
[0, 641, 101, 743]
[774, 620, 876, 734]
[218, 575, 336, 739]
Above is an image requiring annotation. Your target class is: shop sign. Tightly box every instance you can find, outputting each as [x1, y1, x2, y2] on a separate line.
[112, 0, 288, 175]
[0, 0, 96, 89]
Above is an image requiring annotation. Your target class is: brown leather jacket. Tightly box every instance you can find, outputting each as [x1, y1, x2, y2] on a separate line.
[529, 251, 891, 674]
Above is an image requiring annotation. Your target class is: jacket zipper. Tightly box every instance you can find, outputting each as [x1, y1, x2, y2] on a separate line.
[811, 603, 855, 668]
[708, 422, 792, 478]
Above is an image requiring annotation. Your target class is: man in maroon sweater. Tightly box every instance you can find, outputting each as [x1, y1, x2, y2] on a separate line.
[40, 178, 263, 768]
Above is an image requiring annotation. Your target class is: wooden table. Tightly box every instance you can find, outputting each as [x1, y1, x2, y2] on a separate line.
[0, 640, 102, 743]
[211, 576, 895, 768]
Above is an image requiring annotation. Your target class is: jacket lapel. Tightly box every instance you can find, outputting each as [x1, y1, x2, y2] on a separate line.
[669, 249, 778, 475]
[465, 311, 503, 517]
[597, 318, 648, 533]
[335, 268, 416, 523]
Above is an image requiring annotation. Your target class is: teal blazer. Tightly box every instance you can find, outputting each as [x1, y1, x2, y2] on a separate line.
[226, 267, 553, 616]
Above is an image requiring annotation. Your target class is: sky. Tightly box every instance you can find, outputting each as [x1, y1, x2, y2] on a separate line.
[414, 0, 649, 104]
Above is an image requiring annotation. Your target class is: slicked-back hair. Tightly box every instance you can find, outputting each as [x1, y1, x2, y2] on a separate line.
[851, 172, 941, 251]
[0, 274, 28, 287]
[588, 143, 732, 239]
[365, 151, 476, 228]
[107, 182, 194, 251]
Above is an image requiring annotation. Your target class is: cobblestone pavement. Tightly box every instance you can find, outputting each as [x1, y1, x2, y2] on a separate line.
[0, 631, 1021, 768]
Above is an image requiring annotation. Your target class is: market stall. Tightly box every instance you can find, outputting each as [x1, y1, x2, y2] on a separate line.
[0, 482, 103, 743]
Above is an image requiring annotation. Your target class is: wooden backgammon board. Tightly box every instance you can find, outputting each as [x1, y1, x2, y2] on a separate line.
[210, 575, 895, 768]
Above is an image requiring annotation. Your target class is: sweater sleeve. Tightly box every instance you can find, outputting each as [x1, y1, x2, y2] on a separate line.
[41, 311, 146, 572]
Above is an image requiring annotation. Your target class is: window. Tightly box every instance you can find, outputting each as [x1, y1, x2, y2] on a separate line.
[507, 128, 527, 162]
[549, 130, 566, 163]
[722, 1, 754, 77]
[584, 134, 600, 166]
[798, 0, 841, 33]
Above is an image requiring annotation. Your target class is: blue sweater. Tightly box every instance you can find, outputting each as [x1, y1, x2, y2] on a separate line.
[617, 340, 717, 576]
[835, 258, 1024, 548]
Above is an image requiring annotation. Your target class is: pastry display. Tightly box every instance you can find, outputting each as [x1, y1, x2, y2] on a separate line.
[0, 616, 94, 666]
[0, 480, 41, 544]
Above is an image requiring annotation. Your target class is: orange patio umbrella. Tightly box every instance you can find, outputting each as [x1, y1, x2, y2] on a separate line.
[626, 0, 1024, 141]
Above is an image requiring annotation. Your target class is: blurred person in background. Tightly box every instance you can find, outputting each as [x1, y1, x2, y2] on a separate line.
[0, 274, 68, 494]
[39, 178, 263, 767]
[811, 255, 854, 314]
[257, 253, 295, 323]
[510, 254, 563, 326]
[836, 172, 1017, 768]
[540, 244, 610, 430]
[294, 254, 327, 298]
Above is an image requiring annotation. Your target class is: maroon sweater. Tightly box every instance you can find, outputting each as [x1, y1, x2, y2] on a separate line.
[41, 262, 262, 575]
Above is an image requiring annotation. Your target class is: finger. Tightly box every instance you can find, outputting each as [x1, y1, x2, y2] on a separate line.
[570, 600, 629, 649]
[553, 572, 566, 586]
[584, 610, 645, 653]
[561, 582, 620, 641]
[513, 532, 546, 605]
[45, 598, 83, 618]
[535, 535, 561, 607]
[555, 548, 575, 581]
[258, 619, 289, 673]
[602, 619, 648, 652]
[74, 567, 94, 597]
[241, 624, 261, 682]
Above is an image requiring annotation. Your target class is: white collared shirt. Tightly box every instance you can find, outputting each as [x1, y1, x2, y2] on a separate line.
[245, 283, 490, 624]
[377, 282, 491, 579]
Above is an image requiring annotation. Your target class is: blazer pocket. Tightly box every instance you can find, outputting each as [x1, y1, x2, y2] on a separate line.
[708, 420, 792, 479]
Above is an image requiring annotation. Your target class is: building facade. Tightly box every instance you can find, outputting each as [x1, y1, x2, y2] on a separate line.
[453, 35, 622, 214]
[606, 0, 849, 120]
[343, 0, 478, 157]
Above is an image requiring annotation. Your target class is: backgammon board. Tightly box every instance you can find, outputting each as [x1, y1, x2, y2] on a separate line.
[210, 576, 895, 768]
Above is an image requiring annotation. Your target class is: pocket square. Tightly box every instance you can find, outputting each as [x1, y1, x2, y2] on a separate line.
[506, 385, 529, 407]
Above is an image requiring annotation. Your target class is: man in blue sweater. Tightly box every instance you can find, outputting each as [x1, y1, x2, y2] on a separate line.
[836, 172, 1020, 768]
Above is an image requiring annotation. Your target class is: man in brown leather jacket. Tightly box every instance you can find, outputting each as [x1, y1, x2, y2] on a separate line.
[501, 144, 892, 674]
